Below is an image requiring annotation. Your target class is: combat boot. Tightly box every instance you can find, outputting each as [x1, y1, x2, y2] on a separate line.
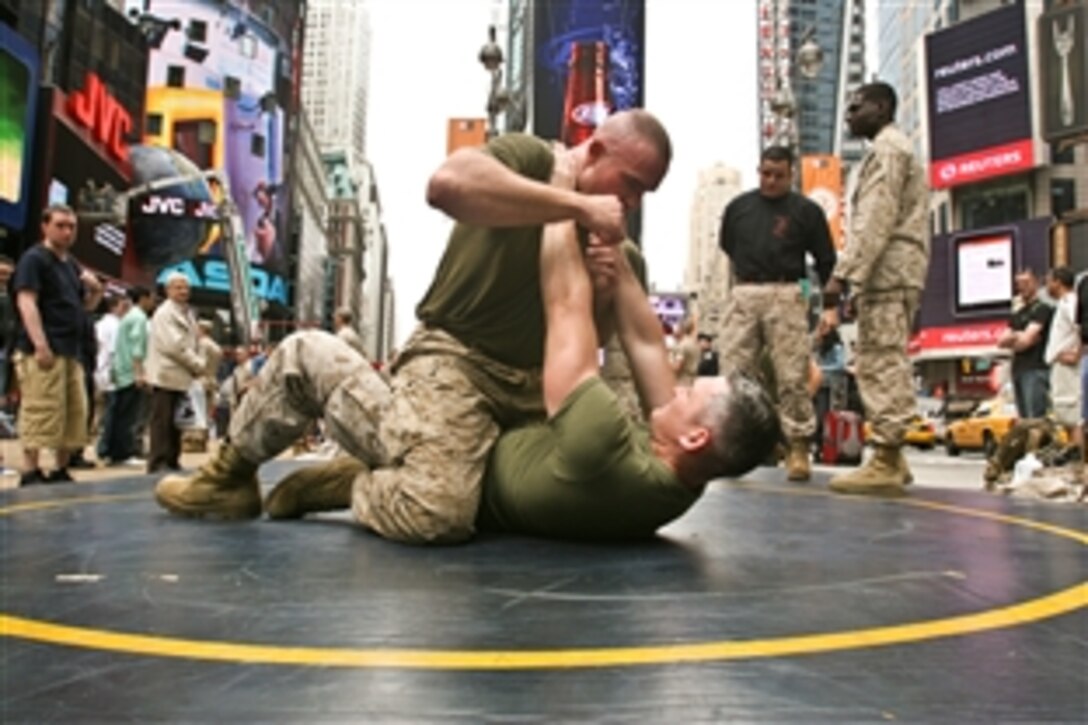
[785, 438, 811, 482]
[265, 457, 365, 519]
[899, 449, 914, 485]
[829, 445, 908, 497]
[154, 444, 261, 519]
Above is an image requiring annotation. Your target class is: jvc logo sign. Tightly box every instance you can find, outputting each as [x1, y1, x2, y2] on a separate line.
[138, 195, 219, 218]
[141, 195, 187, 216]
[66, 72, 132, 164]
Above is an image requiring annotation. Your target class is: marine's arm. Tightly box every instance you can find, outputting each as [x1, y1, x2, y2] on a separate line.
[539, 221, 599, 418]
[607, 249, 676, 414]
[426, 144, 626, 244]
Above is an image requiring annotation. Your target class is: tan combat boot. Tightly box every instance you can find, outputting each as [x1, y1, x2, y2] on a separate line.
[899, 449, 914, 486]
[829, 445, 908, 497]
[785, 438, 811, 482]
[265, 457, 366, 519]
[154, 444, 262, 519]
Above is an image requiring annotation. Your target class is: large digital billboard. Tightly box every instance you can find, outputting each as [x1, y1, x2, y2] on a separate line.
[0, 25, 39, 232]
[925, 2, 1034, 189]
[532, 0, 645, 145]
[143, 0, 300, 299]
[1039, 2, 1088, 144]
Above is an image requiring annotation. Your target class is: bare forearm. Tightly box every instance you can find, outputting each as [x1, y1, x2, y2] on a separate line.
[16, 295, 48, 351]
[540, 221, 598, 416]
[427, 149, 584, 228]
[612, 258, 675, 411]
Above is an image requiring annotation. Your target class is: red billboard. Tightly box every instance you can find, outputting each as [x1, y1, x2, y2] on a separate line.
[924, 3, 1035, 189]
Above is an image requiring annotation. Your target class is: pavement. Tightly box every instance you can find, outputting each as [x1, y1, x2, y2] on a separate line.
[0, 437, 992, 492]
[0, 437, 219, 490]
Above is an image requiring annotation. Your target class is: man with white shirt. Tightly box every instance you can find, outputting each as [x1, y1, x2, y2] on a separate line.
[1044, 266, 1081, 451]
[93, 294, 129, 461]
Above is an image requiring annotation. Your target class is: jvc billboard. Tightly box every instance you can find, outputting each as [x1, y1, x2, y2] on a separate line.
[925, 2, 1034, 189]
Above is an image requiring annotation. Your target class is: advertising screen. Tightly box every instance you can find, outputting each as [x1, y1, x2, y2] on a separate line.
[925, 2, 1033, 189]
[0, 25, 39, 231]
[50, 119, 130, 280]
[1039, 3, 1088, 144]
[143, 0, 300, 301]
[954, 231, 1014, 315]
[532, 0, 645, 144]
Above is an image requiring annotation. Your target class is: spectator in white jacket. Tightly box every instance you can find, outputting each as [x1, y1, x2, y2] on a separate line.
[145, 273, 205, 473]
[1044, 266, 1081, 450]
[93, 293, 129, 460]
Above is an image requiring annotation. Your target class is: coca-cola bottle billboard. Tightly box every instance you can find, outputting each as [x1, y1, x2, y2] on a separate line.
[561, 41, 613, 147]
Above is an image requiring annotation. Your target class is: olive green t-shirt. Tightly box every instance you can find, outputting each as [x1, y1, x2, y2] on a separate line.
[415, 133, 555, 369]
[477, 377, 701, 541]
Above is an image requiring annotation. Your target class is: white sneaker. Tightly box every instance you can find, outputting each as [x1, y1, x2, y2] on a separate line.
[123, 457, 147, 467]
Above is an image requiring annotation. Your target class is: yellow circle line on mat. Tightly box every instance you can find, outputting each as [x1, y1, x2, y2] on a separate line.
[1, 490, 1085, 670]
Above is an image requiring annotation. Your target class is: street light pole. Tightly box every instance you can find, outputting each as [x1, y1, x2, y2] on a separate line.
[478, 25, 510, 140]
[770, 21, 824, 186]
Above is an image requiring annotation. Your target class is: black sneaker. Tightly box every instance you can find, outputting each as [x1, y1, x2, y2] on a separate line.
[18, 469, 48, 487]
[45, 468, 74, 483]
[68, 455, 96, 470]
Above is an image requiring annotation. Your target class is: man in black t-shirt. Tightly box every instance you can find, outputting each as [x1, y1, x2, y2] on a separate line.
[718, 145, 836, 482]
[998, 268, 1054, 419]
[12, 204, 103, 485]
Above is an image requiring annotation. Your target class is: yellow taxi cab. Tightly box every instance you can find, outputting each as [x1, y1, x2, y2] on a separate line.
[944, 398, 1040, 457]
[863, 415, 938, 449]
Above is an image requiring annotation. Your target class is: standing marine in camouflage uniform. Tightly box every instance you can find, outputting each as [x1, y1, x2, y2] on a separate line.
[822, 82, 929, 497]
[154, 110, 672, 543]
[717, 145, 836, 481]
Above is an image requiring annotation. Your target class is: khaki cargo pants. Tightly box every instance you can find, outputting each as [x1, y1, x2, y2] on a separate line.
[229, 327, 544, 544]
[718, 283, 815, 440]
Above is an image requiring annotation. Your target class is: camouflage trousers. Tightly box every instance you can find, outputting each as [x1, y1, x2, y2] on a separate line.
[229, 327, 544, 544]
[854, 289, 921, 447]
[718, 283, 815, 439]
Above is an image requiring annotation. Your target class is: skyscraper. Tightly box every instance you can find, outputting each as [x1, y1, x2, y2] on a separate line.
[877, 0, 961, 158]
[685, 163, 743, 333]
[758, 0, 867, 165]
[302, 0, 371, 171]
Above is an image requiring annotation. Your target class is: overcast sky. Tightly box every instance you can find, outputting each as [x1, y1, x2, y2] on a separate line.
[367, 0, 873, 348]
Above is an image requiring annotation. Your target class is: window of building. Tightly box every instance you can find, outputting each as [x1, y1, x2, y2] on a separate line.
[188, 19, 207, 42]
[960, 183, 1030, 228]
[251, 133, 266, 158]
[1052, 179, 1076, 219]
[146, 113, 163, 136]
[167, 65, 185, 88]
[1051, 144, 1075, 165]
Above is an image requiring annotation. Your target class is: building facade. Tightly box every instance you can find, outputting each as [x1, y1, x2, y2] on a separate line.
[877, 0, 1088, 400]
[301, 0, 370, 171]
[290, 108, 329, 328]
[322, 150, 364, 333]
[684, 163, 743, 335]
[758, 0, 866, 165]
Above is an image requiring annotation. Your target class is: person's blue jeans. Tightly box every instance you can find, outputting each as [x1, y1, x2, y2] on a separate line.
[1013, 368, 1050, 419]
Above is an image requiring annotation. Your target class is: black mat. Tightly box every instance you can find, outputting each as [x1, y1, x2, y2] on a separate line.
[1, 463, 1086, 722]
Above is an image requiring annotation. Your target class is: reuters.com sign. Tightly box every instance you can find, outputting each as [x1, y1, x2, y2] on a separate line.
[924, 3, 1034, 190]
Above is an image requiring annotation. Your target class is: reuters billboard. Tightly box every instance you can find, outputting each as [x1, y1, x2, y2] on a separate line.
[142, 0, 301, 299]
[924, 3, 1035, 189]
[532, 0, 645, 145]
